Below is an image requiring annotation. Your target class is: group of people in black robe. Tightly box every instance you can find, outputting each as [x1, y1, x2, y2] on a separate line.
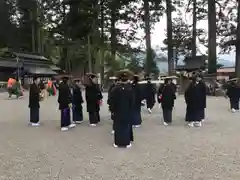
[28, 69, 240, 148]
[28, 73, 102, 131]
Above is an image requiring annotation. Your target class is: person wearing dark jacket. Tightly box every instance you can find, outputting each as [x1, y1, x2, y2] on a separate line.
[107, 78, 119, 134]
[145, 77, 156, 113]
[226, 81, 240, 112]
[132, 75, 144, 127]
[109, 70, 134, 148]
[85, 73, 103, 126]
[198, 76, 207, 121]
[29, 76, 41, 126]
[157, 78, 176, 126]
[72, 79, 84, 124]
[58, 77, 76, 131]
[185, 75, 206, 127]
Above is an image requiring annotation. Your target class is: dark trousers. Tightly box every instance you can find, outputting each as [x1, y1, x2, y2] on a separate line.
[30, 107, 39, 123]
[146, 100, 154, 109]
[230, 98, 239, 110]
[186, 108, 202, 122]
[72, 108, 83, 122]
[114, 122, 132, 147]
[162, 108, 172, 123]
[89, 111, 100, 124]
[132, 110, 142, 126]
[199, 108, 205, 120]
[61, 108, 71, 127]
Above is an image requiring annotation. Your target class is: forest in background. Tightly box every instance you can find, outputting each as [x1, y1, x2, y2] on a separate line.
[0, 0, 239, 79]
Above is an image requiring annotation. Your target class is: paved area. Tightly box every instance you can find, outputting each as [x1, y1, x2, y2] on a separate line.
[0, 92, 240, 180]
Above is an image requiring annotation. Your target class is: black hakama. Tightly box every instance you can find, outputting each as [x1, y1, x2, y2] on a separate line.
[162, 109, 172, 123]
[230, 98, 240, 110]
[61, 108, 71, 127]
[114, 122, 132, 147]
[30, 107, 39, 123]
[89, 111, 100, 124]
[132, 110, 142, 126]
[72, 107, 83, 122]
[199, 108, 205, 120]
[186, 108, 202, 122]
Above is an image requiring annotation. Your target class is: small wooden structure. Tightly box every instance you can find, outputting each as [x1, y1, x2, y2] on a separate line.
[0, 51, 59, 87]
[176, 55, 207, 93]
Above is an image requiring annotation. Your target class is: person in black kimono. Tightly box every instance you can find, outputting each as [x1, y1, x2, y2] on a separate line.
[198, 76, 207, 121]
[28, 76, 40, 126]
[132, 75, 144, 128]
[58, 77, 76, 131]
[109, 70, 134, 148]
[145, 76, 156, 113]
[72, 79, 84, 124]
[226, 80, 240, 112]
[107, 78, 119, 134]
[185, 75, 206, 127]
[85, 73, 103, 126]
[157, 78, 176, 126]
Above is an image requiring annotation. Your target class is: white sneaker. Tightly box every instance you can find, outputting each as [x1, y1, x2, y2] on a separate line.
[113, 144, 118, 148]
[69, 123, 76, 128]
[111, 130, 115, 134]
[74, 121, 82, 124]
[188, 122, 194, 127]
[195, 121, 202, 127]
[31, 123, 40, 127]
[163, 122, 168, 126]
[61, 127, 69, 131]
[126, 143, 132, 148]
[147, 108, 152, 114]
[231, 108, 236, 113]
[133, 125, 141, 128]
[90, 124, 97, 127]
[201, 119, 205, 122]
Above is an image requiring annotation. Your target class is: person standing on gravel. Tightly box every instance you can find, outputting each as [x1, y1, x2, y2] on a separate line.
[58, 76, 76, 131]
[185, 74, 206, 127]
[85, 73, 103, 127]
[157, 77, 176, 126]
[28, 76, 41, 126]
[109, 70, 134, 148]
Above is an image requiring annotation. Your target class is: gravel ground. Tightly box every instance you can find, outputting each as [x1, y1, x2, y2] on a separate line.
[0, 92, 240, 180]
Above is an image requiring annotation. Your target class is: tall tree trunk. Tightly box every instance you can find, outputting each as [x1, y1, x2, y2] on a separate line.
[166, 0, 173, 75]
[110, 2, 117, 63]
[100, 0, 105, 86]
[208, 0, 217, 74]
[87, 35, 92, 73]
[192, 0, 197, 57]
[37, 0, 41, 53]
[37, 25, 41, 53]
[143, 0, 152, 74]
[235, 1, 240, 77]
[30, 11, 35, 52]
